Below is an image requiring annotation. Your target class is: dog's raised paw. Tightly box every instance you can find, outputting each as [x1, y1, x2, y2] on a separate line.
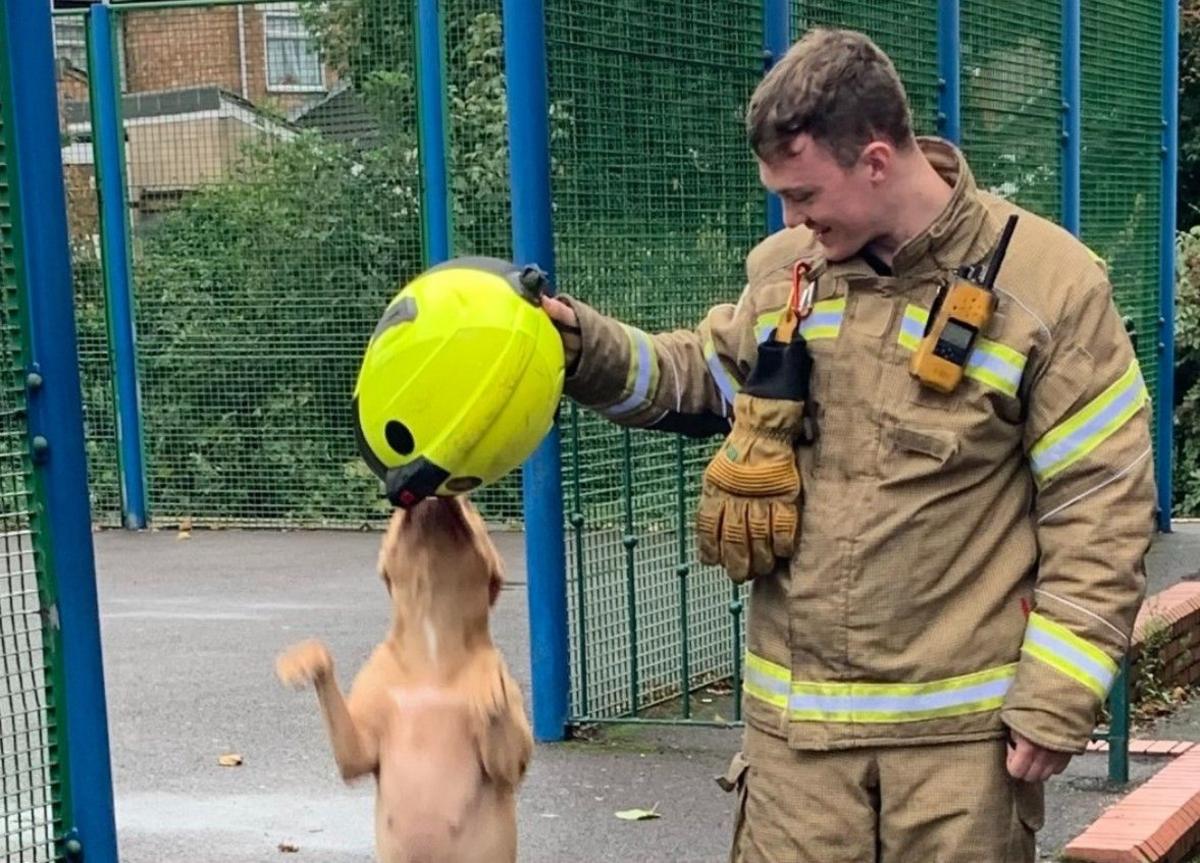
[276, 639, 334, 689]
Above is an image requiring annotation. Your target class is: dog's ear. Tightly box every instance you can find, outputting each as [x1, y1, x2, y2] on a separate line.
[462, 501, 505, 607]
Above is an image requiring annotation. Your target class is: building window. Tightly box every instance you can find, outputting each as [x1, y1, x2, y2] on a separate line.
[264, 6, 324, 92]
[53, 15, 87, 70]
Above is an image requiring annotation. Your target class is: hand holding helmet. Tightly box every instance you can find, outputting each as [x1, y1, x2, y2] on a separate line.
[353, 257, 565, 508]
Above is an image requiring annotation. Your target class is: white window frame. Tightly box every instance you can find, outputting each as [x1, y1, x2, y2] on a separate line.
[53, 14, 88, 70]
[262, 3, 326, 94]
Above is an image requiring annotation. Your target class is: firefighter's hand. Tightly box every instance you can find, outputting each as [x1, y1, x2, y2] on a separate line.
[696, 393, 803, 582]
[541, 296, 581, 372]
[1006, 730, 1072, 782]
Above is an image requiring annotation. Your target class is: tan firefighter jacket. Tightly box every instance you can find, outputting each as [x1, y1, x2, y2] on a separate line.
[560, 137, 1155, 753]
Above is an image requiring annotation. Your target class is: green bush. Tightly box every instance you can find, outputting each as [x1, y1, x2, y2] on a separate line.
[1173, 227, 1200, 514]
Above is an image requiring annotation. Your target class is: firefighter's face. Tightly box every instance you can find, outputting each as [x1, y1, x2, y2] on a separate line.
[758, 134, 892, 263]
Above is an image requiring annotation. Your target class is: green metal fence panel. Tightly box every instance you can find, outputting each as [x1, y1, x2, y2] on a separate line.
[793, 1, 940, 135]
[64, 0, 532, 527]
[52, 0, 1170, 736]
[1081, 0, 1163, 412]
[52, 13, 122, 529]
[546, 0, 762, 721]
[0, 28, 70, 859]
[442, 0, 523, 523]
[92, 2, 426, 527]
[960, 1, 1063, 222]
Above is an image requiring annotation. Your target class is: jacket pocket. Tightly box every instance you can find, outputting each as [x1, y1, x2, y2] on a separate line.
[878, 422, 960, 488]
[888, 424, 958, 461]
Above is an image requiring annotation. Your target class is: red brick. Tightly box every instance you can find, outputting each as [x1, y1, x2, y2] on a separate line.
[1138, 835, 1166, 855]
[1062, 842, 1139, 863]
[1148, 741, 1182, 755]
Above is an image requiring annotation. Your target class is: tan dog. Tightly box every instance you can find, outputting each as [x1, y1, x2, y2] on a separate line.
[276, 496, 533, 863]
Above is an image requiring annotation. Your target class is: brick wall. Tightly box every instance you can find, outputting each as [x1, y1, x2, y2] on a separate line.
[120, 6, 338, 113]
[123, 8, 243, 96]
[1131, 581, 1200, 699]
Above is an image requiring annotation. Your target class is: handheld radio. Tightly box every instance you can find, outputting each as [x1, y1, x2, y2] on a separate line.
[909, 214, 1019, 393]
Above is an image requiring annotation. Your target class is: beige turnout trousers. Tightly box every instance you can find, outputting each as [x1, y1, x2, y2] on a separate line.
[723, 727, 1045, 863]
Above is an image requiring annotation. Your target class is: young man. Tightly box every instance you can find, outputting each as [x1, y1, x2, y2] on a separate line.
[543, 28, 1155, 862]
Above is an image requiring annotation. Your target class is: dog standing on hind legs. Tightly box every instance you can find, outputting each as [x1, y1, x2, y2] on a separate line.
[276, 496, 534, 863]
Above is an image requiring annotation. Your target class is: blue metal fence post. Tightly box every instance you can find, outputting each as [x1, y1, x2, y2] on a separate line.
[6, 2, 119, 860]
[89, 4, 148, 529]
[936, 0, 960, 144]
[415, 0, 452, 264]
[503, 0, 570, 742]
[1158, 0, 1179, 533]
[763, 0, 790, 234]
[1061, 0, 1081, 234]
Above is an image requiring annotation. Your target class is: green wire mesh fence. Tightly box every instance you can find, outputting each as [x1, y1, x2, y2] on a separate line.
[961, 0, 1063, 223]
[58, 2, 423, 527]
[52, 2, 1168, 730]
[546, 0, 763, 721]
[1082, 0, 1164, 404]
[443, 1, 524, 521]
[796, 1, 940, 136]
[0, 38, 69, 860]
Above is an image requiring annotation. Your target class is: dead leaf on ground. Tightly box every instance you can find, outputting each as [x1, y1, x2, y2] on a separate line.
[218, 753, 243, 767]
[615, 804, 660, 821]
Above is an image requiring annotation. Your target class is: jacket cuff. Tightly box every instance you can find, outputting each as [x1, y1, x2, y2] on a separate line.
[558, 295, 629, 408]
[1001, 657, 1103, 754]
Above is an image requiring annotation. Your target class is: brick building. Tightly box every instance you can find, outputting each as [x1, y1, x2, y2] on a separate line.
[118, 3, 338, 116]
[52, 1, 337, 238]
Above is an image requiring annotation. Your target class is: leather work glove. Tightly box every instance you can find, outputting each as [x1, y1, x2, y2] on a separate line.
[695, 326, 812, 582]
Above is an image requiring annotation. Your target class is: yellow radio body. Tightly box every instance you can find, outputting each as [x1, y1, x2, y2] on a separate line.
[909, 214, 1018, 394]
[909, 280, 997, 393]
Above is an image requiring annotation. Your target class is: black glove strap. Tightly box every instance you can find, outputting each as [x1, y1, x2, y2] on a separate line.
[743, 333, 812, 402]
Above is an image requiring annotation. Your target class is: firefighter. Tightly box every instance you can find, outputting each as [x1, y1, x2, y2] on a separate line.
[542, 28, 1154, 862]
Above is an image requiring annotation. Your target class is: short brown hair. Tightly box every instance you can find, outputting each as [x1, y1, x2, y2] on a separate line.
[747, 28, 915, 166]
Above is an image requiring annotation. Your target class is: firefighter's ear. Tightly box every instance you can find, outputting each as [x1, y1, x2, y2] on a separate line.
[859, 139, 895, 185]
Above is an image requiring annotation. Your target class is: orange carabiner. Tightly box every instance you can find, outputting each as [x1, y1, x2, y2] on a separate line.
[790, 260, 815, 320]
[776, 260, 813, 343]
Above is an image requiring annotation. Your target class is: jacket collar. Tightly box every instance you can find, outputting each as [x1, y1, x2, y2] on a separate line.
[822, 137, 997, 284]
[891, 137, 993, 276]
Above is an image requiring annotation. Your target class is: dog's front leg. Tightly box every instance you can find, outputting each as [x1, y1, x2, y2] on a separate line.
[276, 639, 378, 781]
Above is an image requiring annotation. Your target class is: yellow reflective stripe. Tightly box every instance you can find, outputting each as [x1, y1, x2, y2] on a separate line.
[964, 338, 1027, 398]
[1021, 612, 1118, 699]
[898, 304, 928, 352]
[1029, 359, 1148, 485]
[899, 305, 1026, 397]
[745, 651, 790, 683]
[605, 325, 660, 418]
[755, 308, 783, 343]
[741, 651, 1017, 724]
[703, 339, 739, 406]
[756, 298, 846, 344]
[798, 297, 845, 342]
[743, 652, 790, 710]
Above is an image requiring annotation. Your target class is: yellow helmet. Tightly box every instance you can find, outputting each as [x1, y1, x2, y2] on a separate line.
[353, 256, 565, 508]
